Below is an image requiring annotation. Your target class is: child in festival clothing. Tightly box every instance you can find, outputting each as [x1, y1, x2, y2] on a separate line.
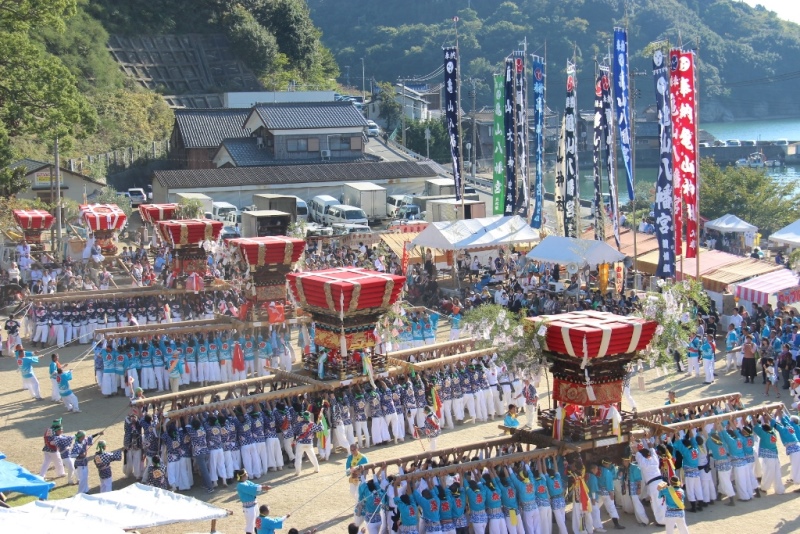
[764, 358, 780, 398]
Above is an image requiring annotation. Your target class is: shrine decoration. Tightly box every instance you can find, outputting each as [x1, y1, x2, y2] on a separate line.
[139, 203, 179, 224]
[526, 310, 657, 440]
[12, 209, 54, 246]
[226, 236, 306, 314]
[287, 268, 405, 379]
[79, 204, 127, 254]
[156, 218, 223, 278]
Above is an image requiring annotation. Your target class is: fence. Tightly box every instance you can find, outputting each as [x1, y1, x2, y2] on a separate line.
[67, 140, 171, 176]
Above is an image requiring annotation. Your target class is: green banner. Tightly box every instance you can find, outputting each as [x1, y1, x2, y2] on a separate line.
[492, 74, 506, 215]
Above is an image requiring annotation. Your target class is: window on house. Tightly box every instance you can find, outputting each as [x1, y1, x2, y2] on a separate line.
[287, 139, 308, 152]
[329, 137, 352, 151]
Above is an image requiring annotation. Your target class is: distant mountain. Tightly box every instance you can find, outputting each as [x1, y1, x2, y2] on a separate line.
[307, 0, 800, 120]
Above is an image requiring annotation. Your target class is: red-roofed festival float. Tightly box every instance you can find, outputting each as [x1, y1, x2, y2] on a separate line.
[156, 218, 223, 280]
[527, 310, 658, 441]
[226, 236, 305, 317]
[13, 209, 54, 248]
[79, 204, 127, 255]
[139, 203, 179, 225]
[287, 268, 405, 379]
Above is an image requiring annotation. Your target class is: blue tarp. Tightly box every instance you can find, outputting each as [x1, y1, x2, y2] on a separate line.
[0, 452, 55, 500]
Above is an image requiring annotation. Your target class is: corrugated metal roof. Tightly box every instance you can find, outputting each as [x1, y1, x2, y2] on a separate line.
[174, 108, 251, 148]
[702, 259, 784, 293]
[155, 161, 439, 189]
[252, 101, 369, 130]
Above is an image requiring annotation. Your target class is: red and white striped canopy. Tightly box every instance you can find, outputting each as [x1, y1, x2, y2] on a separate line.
[13, 209, 54, 230]
[79, 204, 127, 231]
[734, 269, 800, 306]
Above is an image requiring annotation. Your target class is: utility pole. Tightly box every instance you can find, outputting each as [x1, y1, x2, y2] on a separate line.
[345, 66, 350, 87]
[469, 80, 478, 181]
[361, 57, 366, 103]
[401, 77, 406, 146]
[54, 136, 63, 260]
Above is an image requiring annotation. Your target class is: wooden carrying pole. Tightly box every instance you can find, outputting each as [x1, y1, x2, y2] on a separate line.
[263, 367, 330, 390]
[98, 322, 241, 340]
[131, 374, 300, 410]
[635, 393, 741, 423]
[391, 446, 562, 484]
[409, 348, 499, 371]
[639, 402, 784, 434]
[387, 339, 478, 362]
[163, 384, 321, 419]
[31, 283, 232, 304]
[97, 318, 221, 336]
[359, 436, 519, 473]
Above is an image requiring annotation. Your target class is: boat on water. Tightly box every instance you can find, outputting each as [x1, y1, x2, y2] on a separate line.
[735, 151, 782, 168]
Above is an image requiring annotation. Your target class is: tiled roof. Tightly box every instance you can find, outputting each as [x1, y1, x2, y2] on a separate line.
[155, 161, 438, 189]
[218, 138, 379, 167]
[174, 108, 251, 148]
[251, 101, 369, 130]
[9, 159, 48, 172]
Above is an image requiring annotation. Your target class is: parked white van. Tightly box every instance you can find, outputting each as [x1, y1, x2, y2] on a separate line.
[292, 196, 309, 223]
[386, 194, 409, 217]
[308, 195, 339, 224]
[326, 204, 368, 226]
[211, 201, 238, 222]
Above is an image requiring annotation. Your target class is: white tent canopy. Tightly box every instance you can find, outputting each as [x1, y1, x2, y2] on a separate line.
[769, 219, 800, 249]
[0, 508, 126, 534]
[15, 483, 228, 530]
[705, 213, 757, 233]
[410, 215, 539, 251]
[526, 236, 625, 268]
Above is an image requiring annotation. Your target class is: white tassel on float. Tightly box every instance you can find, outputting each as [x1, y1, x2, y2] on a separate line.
[585, 368, 596, 402]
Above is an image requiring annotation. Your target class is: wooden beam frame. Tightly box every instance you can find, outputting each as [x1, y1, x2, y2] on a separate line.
[637, 402, 784, 434]
[409, 348, 499, 371]
[30, 282, 232, 304]
[634, 394, 743, 433]
[163, 384, 322, 419]
[387, 339, 478, 362]
[97, 318, 242, 339]
[263, 367, 330, 390]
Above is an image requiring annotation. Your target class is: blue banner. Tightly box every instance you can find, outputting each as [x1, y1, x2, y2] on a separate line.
[531, 57, 545, 228]
[443, 47, 463, 201]
[563, 61, 578, 238]
[513, 52, 528, 217]
[601, 70, 621, 249]
[613, 27, 634, 203]
[503, 58, 516, 216]
[653, 49, 675, 277]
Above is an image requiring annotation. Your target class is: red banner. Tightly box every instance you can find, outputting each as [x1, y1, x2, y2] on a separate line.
[401, 241, 409, 275]
[670, 50, 698, 259]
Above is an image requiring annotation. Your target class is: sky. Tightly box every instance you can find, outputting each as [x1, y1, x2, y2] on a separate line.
[740, 0, 800, 25]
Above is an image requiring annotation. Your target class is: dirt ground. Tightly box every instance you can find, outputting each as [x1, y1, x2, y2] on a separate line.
[1, 326, 799, 534]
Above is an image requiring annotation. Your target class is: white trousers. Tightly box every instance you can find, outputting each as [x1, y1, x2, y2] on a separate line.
[99, 476, 113, 493]
[295, 442, 319, 475]
[630, 494, 649, 525]
[209, 448, 226, 481]
[463, 393, 477, 421]
[571, 503, 594, 534]
[474, 389, 488, 421]
[505, 513, 525, 533]
[536, 505, 550, 534]
[698, 468, 716, 502]
[355, 421, 370, 448]
[453, 397, 465, 421]
[489, 387, 502, 417]
[244, 505, 258, 534]
[34, 324, 49, 343]
[646, 479, 666, 525]
[384, 412, 400, 442]
[23, 376, 41, 399]
[50, 377, 61, 401]
[600, 494, 618, 519]
[717, 468, 735, 499]
[266, 438, 283, 468]
[789, 450, 800, 484]
[240, 443, 262, 478]
[703, 358, 715, 383]
[76, 465, 89, 493]
[63, 456, 76, 484]
[552, 506, 568, 534]
[255, 441, 271, 471]
[40, 451, 65, 478]
[686, 356, 700, 377]
[525, 404, 537, 428]
[223, 450, 235, 479]
[281, 436, 295, 461]
[733, 463, 752, 500]
[759, 456, 785, 494]
[371, 416, 390, 444]
[726, 351, 737, 371]
[123, 448, 142, 479]
[180, 457, 194, 488]
[684, 474, 702, 502]
[664, 514, 689, 534]
[140, 367, 156, 390]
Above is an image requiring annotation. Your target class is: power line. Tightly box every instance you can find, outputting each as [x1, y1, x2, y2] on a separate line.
[706, 69, 800, 88]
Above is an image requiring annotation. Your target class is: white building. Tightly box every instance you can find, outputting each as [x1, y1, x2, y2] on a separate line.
[366, 84, 429, 129]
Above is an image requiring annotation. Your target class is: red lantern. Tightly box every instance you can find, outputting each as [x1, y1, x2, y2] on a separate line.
[156, 219, 223, 246]
[227, 236, 305, 267]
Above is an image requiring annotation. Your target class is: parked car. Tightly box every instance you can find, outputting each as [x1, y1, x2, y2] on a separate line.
[308, 195, 339, 224]
[367, 120, 380, 137]
[774, 139, 789, 146]
[128, 188, 147, 207]
[211, 201, 238, 222]
[326, 204, 368, 226]
[740, 140, 756, 147]
[224, 211, 242, 226]
[387, 194, 409, 217]
[332, 223, 372, 235]
[395, 204, 421, 220]
[725, 139, 741, 147]
[220, 225, 241, 240]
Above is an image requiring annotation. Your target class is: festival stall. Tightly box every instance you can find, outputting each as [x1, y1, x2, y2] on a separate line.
[526, 235, 625, 268]
[79, 204, 127, 255]
[287, 267, 405, 380]
[12, 209, 54, 248]
[733, 268, 800, 308]
[704, 213, 758, 252]
[769, 219, 800, 251]
[527, 310, 657, 441]
[226, 236, 305, 313]
[156, 218, 223, 279]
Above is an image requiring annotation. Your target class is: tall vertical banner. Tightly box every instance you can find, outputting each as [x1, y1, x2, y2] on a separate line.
[601, 70, 621, 248]
[592, 74, 605, 241]
[513, 52, 529, 217]
[555, 115, 566, 237]
[670, 49, 698, 259]
[563, 61, 578, 238]
[503, 58, 517, 216]
[613, 28, 634, 204]
[443, 47, 463, 201]
[492, 74, 506, 215]
[653, 50, 675, 277]
[531, 57, 545, 228]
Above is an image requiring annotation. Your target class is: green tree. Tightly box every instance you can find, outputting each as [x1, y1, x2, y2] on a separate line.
[95, 186, 132, 217]
[177, 198, 204, 219]
[223, 5, 279, 76]
[256, 0, 318, 73]
[406, 119, 450, 163]
[0, 130, 29, 197]
[699, 158, 800, 236]
[377, 82, 402, 134]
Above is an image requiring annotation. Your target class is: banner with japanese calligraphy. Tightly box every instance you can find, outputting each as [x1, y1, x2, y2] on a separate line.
[443, 47, 463, 201]
[592, 73, 605, 241]
[513, 52, 529, 218]
[555, 115, 566, 237]
[531, 57, 545, 228]
[504, 58, 517, 216]
[601, 70, 621, 249]
[653, 49, 675, 277]
[613, 27, 634, 203]
[563, 61, 578, 238]
[492, 74, 506, 215]
[670, 49, 698, 259]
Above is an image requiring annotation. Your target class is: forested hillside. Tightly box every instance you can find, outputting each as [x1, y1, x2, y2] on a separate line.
[308, 0, 800, 120]
[0, 0, 338, 182]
